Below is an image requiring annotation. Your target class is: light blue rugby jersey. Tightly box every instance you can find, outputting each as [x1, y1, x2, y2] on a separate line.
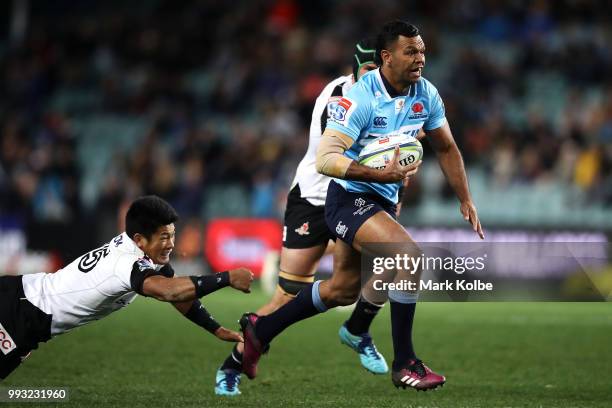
[326, 68, 446, 204]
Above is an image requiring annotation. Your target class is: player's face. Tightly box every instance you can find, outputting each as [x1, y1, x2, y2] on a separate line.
[387, 35, 426, 84]
[138, 224, 175, 265]
[357, 62, 377, 80]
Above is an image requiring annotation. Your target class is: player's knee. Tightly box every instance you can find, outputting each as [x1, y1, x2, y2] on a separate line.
[277, 270, 315, 297]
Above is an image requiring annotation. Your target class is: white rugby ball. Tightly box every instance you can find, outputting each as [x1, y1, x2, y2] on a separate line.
[358, 135, 423, 170]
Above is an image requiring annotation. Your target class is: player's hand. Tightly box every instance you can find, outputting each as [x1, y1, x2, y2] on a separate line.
[460, 200, 484, 239]
[214, 327, 244, 342]
[380, 146, 422, 183]
[229, 267, 254, 293]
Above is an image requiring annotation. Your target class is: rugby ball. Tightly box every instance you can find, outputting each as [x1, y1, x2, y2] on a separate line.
[358, 135, 423, 170]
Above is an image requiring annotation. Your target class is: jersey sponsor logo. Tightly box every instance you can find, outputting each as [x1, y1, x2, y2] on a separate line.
[335, 221, 348, 238]
[136, 257, 154, 272]
[365, 123, 424, 142]
[0, 322, 17, 355]
[112, 234, 123, 247]
[338, 97, 352, 111]
[395, 99, 405, 114]
[78, 244, 110, 273]
[331, 97, 354, 122]
[114, 293, 136, 308]
[326, 97, 341, 118]
[412, 102, 424, 113]
[294, 222, 310, 236]
[373, 116, 388, 128]
[355, 198, 366, 207]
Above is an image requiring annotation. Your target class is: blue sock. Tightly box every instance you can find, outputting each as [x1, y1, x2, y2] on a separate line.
[255, 281, 327, 345]
[390, 301, 417, 370]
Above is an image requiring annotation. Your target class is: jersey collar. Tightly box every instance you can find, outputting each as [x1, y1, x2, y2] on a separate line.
[375, 68, 413, 99]
[120, 232, 146, 258]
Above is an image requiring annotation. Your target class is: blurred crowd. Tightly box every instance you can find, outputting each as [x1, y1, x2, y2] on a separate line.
[1, 0, 612, 237]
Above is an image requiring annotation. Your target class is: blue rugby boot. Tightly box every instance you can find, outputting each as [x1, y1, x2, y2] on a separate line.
[339, 324, 389, 374]
[215, 368, 241, 396]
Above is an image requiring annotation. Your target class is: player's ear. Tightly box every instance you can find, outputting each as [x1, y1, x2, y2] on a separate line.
[381, 49, 391, 66]
[133, 233, 148, 250]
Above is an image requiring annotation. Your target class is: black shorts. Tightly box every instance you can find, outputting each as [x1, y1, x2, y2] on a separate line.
[325, 180, 397, 246]
[283, 184, 335, 249]
[0, 276, 52, 380]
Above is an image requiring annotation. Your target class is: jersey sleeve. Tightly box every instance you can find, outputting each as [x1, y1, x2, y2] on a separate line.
[319, 85, 344, 134]
[423, 81, 446, 131]
[129, 259, 175, 296]
[113, 254, 139, 291]
[325, 82, 372, 141]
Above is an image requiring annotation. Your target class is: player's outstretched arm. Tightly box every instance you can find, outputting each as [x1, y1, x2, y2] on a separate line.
[173, 300, 244, 342]
[316, 129, 421, 183]
[427, 121, 484, 239]
[141, 267, 254, 302]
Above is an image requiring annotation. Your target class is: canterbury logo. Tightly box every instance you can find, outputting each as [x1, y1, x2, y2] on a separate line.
[373, 116, 387, 127]
[0, 322, 17, 355]
[400, 375, 421, 387]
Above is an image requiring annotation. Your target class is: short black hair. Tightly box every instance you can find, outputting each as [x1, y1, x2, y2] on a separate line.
[352, 37, 376, 79]
[125, 195, 178, 240]
[375, 20, 420, 65]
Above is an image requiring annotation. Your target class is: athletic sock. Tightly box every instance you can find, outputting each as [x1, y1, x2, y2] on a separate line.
[344, 297, 383, 335]
[220, 344, 243, 372]
[390, 301, 417, 371]
[255, 281, 327, 345]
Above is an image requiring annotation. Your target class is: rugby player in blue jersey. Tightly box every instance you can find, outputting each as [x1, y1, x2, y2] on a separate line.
[239, 20, 484, 391]
[214, 39, 391, 397]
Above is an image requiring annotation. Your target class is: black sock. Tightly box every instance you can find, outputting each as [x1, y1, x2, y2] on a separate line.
[390, 301, 417, 371]
[255, 281, 327, 345]
[345, 297, 383, 335]
[220, 344, 243, 372]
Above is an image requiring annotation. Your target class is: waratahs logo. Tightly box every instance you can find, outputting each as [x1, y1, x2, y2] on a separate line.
[408, 101, 428, 119]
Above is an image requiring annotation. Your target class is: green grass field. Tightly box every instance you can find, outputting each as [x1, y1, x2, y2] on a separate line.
[3, 286, 611, 408]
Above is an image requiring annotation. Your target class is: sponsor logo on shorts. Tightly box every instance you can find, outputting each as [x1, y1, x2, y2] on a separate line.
[295, 222, 310, 236]
[0, 322, 17, 355]
[283, 226, 287, 242]
[355, 198, 366, 207]
[336, 221, 348, 238]
[353, 204, 375, 216]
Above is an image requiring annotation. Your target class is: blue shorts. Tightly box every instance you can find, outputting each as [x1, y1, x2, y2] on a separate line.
[324, 180, 397, 245]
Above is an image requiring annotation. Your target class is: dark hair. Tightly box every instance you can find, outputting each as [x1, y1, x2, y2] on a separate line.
[352, 37, 377, 79]
[375, 20, 420, 65]
[125, 195, 178, 240]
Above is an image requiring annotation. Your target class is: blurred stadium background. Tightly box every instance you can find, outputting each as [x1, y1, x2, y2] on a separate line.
[1, 0, 612, 280]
